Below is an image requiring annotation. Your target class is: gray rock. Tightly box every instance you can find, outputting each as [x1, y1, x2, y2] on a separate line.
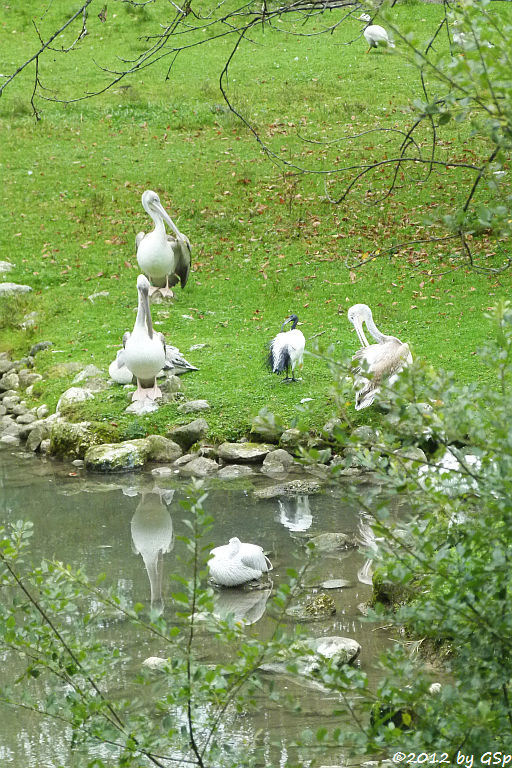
[393, 446, 427, 465]
[0, 261, 14, 273]
[29, 341, 53, 357]
[173, 453, 196, 466]
[49, 420, 101, 460]
[0, 434, 21, 446]
[286, 593, 337, 621]
[72, 365, 104, 384]
[217, 442, 274, 464]
[125, 399, 159, 415]
[36, 404, 49, 419]
[26, 421, 51, 452]
[84, 439, 152, 473]
[146, 434, 183, 462]
[16, 411, 37, 425]
[350, 425, 378, 445]
[0, 404, 5, 417]
[18, 370, 43, 389]
[306, 636, 361, 668]
[0, 282, 32, 297]
[178, 399, 210, 414]
[309, 532, 351, 552]
[56, 387, 94, 413]
[151, 466, 176, 477]
[11, 402, 28, 416]
[199, 445, 217, 459]
[217, 464, 256, 479]
[167, 418, 209, 450]
[254, 479, 321, 499]
[48, 361, 83, 378]
[160, 374, 181, 394]
[0, 372, 20, 392]
[322, 418, 343, 442]
[40, 439, 50, 454]
[179, 456, 219, 477]
[279, 428, 305, 452]
[1, 395, 20, 410]
[0, 358, 15, 376]
[1, 421, 23, 437]
[261, 448, 294, 475]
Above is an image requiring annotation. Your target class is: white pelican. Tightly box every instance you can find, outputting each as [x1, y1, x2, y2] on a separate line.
[362, 21, 395, 52]
[122, 274, 166, 401]
[268, 314, 305, 382]
[208, 537, 273, 588]
[109, 342, 197, 384]
[136, 190, 191, 298]
[131, 490, 174, 614]
[347, 303, 412, 410]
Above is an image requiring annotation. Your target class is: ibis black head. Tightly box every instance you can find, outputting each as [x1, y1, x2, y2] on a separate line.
[281, 314, 299, 331]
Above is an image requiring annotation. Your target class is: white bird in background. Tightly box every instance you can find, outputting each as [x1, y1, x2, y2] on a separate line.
[136, 190, 191, 298]
[131, 490, 174, 615]
[268, 314, 306, 382]
[121, 274, 166, 401]
[360, 15, 395, 52]
[208, 537, 273, 588]
[347, 303, 413, 410]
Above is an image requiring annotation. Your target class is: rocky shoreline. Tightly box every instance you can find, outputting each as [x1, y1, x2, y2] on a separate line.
[0, 345, 412, 485]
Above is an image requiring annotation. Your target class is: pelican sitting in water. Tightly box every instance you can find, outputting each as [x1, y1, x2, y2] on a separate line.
[136, 190, 191, 298]
[347, 303, 412, 410]
[208, 537, 273, 588]
[268, 314, 305, 382]
[122, 275, 166, 401]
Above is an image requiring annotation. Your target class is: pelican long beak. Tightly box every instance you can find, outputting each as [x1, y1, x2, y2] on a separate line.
[353, 316, 370, 348]
[153, 200, 182, 239]
[139, 282, 154, 339]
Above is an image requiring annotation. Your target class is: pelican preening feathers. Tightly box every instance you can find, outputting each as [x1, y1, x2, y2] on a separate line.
[348, 303, 412, 410]
[268, 314, 306, 382]
[360, 15, 395, 52]
[136, 190, 191, 298]
[208, 537, 273, 588]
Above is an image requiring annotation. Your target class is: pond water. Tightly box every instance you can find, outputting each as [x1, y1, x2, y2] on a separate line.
[0, 447, 399, 767]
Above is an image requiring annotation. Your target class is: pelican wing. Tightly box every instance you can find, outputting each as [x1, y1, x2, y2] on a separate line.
[167, 234, 191, 289]
[135, 231, 145, 251]
[208, 554, 262, 587]
[239, 542, 272, 573]
[164, 344, 198, 374]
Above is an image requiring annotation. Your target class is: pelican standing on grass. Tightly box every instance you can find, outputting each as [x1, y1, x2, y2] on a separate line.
[361, 15, 395, 52]
[268, 314, 305, 382]
[208, 537, 273, 588]
[136, 190, 191, 298]
[347, 303, 412, 410]
[121, 274, 166, 401]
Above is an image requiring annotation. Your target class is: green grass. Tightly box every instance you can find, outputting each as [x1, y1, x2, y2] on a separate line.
[0, 0, 510, 443]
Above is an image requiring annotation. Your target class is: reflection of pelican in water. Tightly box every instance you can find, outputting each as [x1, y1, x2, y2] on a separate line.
[356, 514, 381, 586]
[277, 495, 313, 532]
[131, 490, 174, 614]
[213, 587, 271, 626]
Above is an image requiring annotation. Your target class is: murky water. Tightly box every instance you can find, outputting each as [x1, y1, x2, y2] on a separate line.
[0, 447, 398, 767]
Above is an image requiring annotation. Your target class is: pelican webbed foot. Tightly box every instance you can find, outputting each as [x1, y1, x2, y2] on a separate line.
[132, 380, 163, 402]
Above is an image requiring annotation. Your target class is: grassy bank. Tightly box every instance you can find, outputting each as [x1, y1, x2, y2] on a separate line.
[0, 0, 510, 443]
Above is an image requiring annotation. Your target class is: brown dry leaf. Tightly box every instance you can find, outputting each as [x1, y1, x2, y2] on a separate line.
[350, 271, 357, 283]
